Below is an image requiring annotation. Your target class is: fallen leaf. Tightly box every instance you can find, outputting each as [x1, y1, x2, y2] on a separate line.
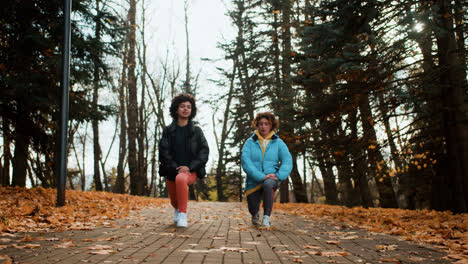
[88, 249, 116, 255]
[87, 245, 112, 250]
[23, 244, 41, 249]
[378, 257, 401, 263]
[408, 256, 425, 261]
[342, 235, 359, 239]
[54, 241, 76, 248]
[303, 245, 321, 249]
[277, 250, 300, 255]
[219, 246, 249, 253]
[376, 245, 398, 251]
[21, 235, 34, 242]
[320, 251, 350, 257]
[0, 255, 12, 264]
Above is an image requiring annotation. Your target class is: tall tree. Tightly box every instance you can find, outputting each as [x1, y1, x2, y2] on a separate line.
[126, 0, 142, 195]
[92, 0, 104, 191]
[432, 0, 468, 212]
[0, 0, 118, 187]
[183, 0, 192, 94]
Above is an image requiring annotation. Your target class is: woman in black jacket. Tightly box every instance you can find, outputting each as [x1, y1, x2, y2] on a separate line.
[159, 93, 209, 227]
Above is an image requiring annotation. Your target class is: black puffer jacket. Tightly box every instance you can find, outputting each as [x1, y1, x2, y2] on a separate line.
[158, 121, 209, 181]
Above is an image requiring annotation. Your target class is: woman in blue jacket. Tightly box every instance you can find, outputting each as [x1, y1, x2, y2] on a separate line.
[241, 112, 293, 227]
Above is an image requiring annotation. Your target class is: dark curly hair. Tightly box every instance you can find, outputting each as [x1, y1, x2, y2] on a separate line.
[251, 112, 279, 130]
[169, 93, 197, 120]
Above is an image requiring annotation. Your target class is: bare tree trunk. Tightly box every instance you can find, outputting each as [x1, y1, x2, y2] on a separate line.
[127, 0, 140, 195]
[2, 118, 11, 186]
[26, 161, 36, 188]
[12, 130, 28, 187]
[138, 0, 149, 196]
[433, 0, 468, 213]
[315, 141, 338, 205]
[453, 0, 466, 73]
[377, 93, 403, 207]
[67, 171, 75, 190]
[183, 0, 191, 94]
[91, 0, 103, 191]
[12, 106, 28, 187]
[234, 1, 255, 122]
[348, 109, 373, 208]
[307, 158, 324, 203]
[71, 140, 84, 190]
[359, 92, 398, 208]
[149, 128, 158, 196]
[113, 23, 129, 194]
[214, 58, 237, 202]
[81, 123, 88, 191]
[334, 126, 356, 207]
[271, 8, 290, 203]
[279, 0, 307, 203]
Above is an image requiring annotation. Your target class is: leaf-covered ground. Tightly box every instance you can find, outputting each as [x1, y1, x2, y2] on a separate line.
[276, 203, 468, 262]
[0, 186, 168, 233]
[0, 186, 467, 262]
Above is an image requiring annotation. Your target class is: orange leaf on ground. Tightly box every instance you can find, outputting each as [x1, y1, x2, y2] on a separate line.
[320, 251, 350, 257]
[54, 241, 76, 248]
[0, 186, 167, 234]
[276, 203, 467, 257]
[88, 249, 116, 255]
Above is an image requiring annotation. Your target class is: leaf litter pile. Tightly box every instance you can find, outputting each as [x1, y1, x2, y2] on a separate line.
[0, 186, 167, 233]
[277, 203, 468, 262]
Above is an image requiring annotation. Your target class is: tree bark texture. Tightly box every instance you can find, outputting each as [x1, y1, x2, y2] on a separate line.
[359, 92, 398, 208]
[279, 0, 307, 203]
[433, 0, 468, 213]
[126, 0, 140, 195]
[92, 0, 103, 191]
[2, 118, 11, 186]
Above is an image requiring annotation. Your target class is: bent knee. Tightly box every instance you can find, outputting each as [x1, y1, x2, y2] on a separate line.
[263, 178, 276, 188]
[175, 173, 189, 184]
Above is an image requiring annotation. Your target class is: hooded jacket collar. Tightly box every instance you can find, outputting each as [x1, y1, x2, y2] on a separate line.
[252, 131, 278, 141]
[168, 120, 195, 135]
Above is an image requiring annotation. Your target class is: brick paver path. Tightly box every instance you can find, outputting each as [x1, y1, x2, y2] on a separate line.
[1, 201, 450, 263]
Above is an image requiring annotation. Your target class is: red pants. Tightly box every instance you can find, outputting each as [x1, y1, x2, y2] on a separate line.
[166, 172, 197, 213]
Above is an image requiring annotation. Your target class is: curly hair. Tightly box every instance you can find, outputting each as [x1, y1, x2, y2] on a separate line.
[251, 112, 279, 130]
[169, 93, 197, 120]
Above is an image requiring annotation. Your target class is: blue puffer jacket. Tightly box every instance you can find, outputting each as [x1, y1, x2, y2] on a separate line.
[241, 133, 293, 192]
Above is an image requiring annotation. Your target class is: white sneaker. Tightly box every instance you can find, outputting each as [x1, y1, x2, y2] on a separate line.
[261, 215, 270, 227]
[176, 212, 188, 227]
[173, 209, 180, 224]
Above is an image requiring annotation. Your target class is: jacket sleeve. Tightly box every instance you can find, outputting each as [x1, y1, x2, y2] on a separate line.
[241, 139, 265, 183]
[275, 140, 293, 181]
[159, 127, 178, 170]
[189, 127, 209, 171]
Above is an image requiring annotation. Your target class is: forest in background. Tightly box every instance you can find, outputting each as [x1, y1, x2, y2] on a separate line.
[0, 0, 466, 213]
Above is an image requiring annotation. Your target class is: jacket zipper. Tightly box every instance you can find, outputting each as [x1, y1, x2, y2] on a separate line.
[258, 139, 273, 172]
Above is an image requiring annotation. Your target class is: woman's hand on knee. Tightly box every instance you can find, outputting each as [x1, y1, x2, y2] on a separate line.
[263, 174, 277, 181]
[177, 166, 190, 174]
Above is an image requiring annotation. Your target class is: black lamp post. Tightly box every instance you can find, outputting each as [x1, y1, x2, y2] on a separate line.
[57, 0, 72, 207]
